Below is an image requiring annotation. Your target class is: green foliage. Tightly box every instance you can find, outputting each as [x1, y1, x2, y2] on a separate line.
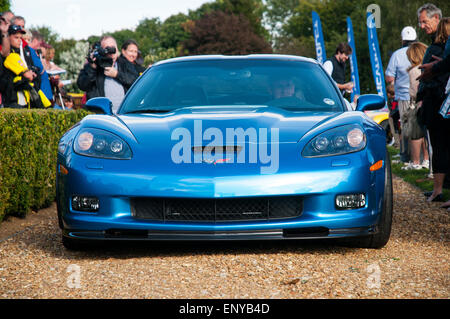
[144, 48, 177, 65]
[183, 11, 272, 55]
[0, 0, 10, 12]
[388, 146, 449, 201]
[266, 0, 450, 95]
[0, 109, 89, 222]
[58, 41, 90, 93]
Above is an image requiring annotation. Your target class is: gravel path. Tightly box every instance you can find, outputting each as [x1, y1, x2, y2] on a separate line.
[0, 176, 448, 299]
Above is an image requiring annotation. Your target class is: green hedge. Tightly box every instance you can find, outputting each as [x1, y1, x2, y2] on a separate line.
[0, 109, 89, 222]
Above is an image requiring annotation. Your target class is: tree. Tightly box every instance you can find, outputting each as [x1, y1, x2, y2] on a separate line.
[0, 0, 10, 12]
[58, 41, 90, 93]
[183, 10, 272, 55]
[160, 13, 191, 51]
[135, 18, 162, 55]
[190, 0, 269, 39]
[267, 0, 450, 95]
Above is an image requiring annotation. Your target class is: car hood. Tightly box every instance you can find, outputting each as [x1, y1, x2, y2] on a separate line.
[118, 106, 340, 145]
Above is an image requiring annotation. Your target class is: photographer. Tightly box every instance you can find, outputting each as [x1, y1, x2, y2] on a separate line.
[77, 35, 139, 113]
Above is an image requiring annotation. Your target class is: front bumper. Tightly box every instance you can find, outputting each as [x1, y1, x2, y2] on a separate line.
[58, 151, 386, 241]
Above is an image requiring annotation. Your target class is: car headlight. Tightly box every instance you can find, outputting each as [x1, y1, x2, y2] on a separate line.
[74, 128, 132, 159]
[302, 124, 366, 158]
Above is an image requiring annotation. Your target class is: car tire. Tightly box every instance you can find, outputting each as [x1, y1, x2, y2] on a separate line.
[380, 120, 393, 145]
[342, 151, 393, 249]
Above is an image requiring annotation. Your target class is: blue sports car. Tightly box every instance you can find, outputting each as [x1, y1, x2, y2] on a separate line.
[56, 55, 392, 250]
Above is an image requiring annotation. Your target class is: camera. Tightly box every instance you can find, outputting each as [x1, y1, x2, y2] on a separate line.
[87, 42, 116, 69]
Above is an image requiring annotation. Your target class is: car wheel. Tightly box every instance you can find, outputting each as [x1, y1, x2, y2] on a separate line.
[380, 120, 393, 145]
[343, 151, 393, 249]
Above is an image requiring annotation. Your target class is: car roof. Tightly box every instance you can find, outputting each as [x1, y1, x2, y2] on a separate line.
[152, 54, 318, 67]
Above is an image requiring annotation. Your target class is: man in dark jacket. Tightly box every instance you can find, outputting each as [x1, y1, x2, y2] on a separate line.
[77, 35, 139, 113]
[323, 42, 354, 94]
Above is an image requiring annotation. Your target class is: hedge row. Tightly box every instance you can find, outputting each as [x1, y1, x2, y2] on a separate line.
[0, 109, 89, 222]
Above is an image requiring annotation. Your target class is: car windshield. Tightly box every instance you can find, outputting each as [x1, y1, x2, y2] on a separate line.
[120, 59, 344, 114]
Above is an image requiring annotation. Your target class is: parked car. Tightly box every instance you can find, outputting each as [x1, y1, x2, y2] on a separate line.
[57, 55, 392, 250]
[365, 108, 394, 145]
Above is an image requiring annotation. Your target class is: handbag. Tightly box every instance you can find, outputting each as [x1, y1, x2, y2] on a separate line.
[404, 101, 425, 140]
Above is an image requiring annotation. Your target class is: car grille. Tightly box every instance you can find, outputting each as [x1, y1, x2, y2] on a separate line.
[131, 196, 303, 222]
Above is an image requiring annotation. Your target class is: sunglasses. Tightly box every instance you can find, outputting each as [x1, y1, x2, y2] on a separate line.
[10, 24, 23, 31]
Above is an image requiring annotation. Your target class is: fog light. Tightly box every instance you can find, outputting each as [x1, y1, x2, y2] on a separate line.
[336, 194, 366, 210]
[72, 196, 99, 212]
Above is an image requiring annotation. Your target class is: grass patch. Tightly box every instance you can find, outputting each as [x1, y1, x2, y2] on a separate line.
[388, 146, 449, 201]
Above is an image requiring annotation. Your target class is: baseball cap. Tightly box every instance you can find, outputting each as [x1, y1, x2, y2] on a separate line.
[401, 26, 417, 41]
[8, 24, 26, 35]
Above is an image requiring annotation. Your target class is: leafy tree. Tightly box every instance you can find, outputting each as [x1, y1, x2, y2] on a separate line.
[183, 10, 272, 55]
[160, 13, 191, 51]
[267, 0, 450, 94]
[0, 0, 10, 12]
[58, 41, 90, 93]
[190, 0, 269, 39]
[144, 48, 177, 66]
[135, 18, 162, 55]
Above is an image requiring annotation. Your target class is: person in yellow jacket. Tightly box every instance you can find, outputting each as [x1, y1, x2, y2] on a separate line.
[1, 25, 50, 108]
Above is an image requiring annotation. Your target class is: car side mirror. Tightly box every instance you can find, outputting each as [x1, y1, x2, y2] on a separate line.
[355, 94, 386, 112]
[84, 97, 113, 115]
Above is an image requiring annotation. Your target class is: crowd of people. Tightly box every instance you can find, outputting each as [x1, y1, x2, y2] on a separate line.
[1, 5, 449, 210]
[385, 3, 450, 211]
[0, 10, 146, 111]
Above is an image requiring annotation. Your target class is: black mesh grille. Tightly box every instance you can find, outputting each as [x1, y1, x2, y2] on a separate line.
[131, 196, 303, 222]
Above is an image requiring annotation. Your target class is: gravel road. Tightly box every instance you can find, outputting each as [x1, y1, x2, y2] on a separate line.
[0, 176, 448, 299]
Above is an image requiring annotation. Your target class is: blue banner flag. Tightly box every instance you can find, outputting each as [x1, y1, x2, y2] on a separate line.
[312, 11, 326, 65]
[367, 12, 387, 101]
[347, 17, 360, 102]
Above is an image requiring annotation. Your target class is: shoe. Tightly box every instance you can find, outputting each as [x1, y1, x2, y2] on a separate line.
[424, 191, 433, 197]
[387, 137, 395, 147]
[427, 194, 444, 202]
[440, 201, 450, 209]
[401, 162, 423, 170]
[421, 160, 430, 169]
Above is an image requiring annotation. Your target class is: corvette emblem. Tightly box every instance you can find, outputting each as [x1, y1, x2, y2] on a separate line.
[202, 158, 231, 165]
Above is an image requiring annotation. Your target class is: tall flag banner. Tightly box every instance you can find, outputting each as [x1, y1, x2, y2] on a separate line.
[347, 17, 360, 102]
[366, 12, 387, 101]
[312, 11, 326, 64]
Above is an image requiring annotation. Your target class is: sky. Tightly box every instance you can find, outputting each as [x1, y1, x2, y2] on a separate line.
[10, 0, 213, 40]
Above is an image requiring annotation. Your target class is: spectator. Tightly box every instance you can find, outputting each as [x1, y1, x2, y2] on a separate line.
[28, 31, 53, 102]
[323, 42, 354, 94]
[0, 12, 13, 105]
[77, 35, 139, 113]
[0, 11, 13, 56]
[385, 26, 417, 165]
[1, 25, 47, 108]
[386, 84, 399, 148]
[1, 10, 14, 24]
[416, 6, 450, 203]
[121, 39, 146, 75]
[417, 3, 441, 37]
[402, 42, 430, 171]
[29, 30, 43, 50]
[54, 93, 74, 110]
